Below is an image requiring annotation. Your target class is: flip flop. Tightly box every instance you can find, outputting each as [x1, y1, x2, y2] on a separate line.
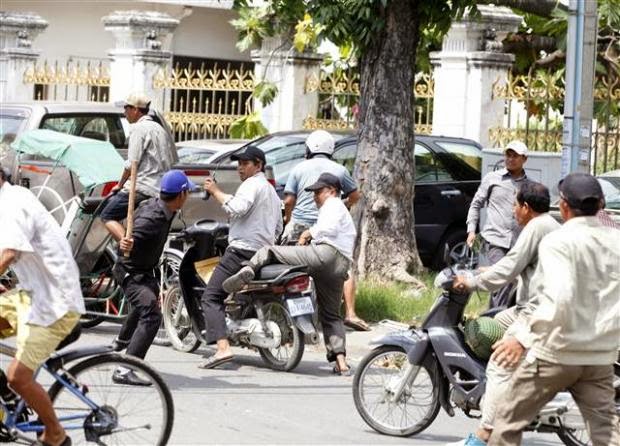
[198, 355, 234, 369]
[332, 364, 354, 377]
[344, 318, 371, 332]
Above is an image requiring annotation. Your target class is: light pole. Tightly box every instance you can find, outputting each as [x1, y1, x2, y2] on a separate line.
[561, 0, 598, 176]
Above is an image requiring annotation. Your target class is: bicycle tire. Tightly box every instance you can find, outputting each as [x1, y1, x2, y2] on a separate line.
[48, 353, 174, 446]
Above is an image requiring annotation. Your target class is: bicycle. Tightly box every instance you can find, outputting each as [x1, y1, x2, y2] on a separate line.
[0, 326, 174, 445]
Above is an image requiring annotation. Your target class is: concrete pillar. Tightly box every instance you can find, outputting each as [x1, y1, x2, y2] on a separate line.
[252, 36, 322, 132]
[102, 10, 179, 110]
[430, 6, 521, 147]
[0, 11, 48, 103]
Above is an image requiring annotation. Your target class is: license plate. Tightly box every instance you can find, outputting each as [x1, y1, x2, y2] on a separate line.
[286, 296, 314, 317]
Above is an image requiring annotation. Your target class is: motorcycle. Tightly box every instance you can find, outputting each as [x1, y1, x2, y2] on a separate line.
[352, 249, 619, 446]
[162, 219, 320, 372]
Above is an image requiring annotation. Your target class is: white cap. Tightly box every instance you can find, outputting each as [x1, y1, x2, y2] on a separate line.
[505, 140, 528, 156]
[124, 92, 151, 109]
[305, 130, 335, 155]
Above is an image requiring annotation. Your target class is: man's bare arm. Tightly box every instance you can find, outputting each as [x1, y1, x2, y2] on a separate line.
[283, 194, 296, 224]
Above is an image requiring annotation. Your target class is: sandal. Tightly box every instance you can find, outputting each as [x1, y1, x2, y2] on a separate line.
[32, 436, 72, 446]
[332, 364, 353, 377]
[344, 317, 370, 332]
[198, 355, 234, 369]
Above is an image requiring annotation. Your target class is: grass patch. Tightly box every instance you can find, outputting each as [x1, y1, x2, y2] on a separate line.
[354, 273, 489, 324]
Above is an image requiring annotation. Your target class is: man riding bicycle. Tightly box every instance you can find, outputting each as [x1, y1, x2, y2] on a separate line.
[0, 165, 85, 446]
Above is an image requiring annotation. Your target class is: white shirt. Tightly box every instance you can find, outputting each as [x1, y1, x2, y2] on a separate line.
[0, 182, 85, 326]
[309, 196, 356, 260]
[223, 172, 283, 252]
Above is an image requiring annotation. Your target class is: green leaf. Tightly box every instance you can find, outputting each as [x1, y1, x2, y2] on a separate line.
[252, 81, 279, 107]
[228, 112, 269, 139]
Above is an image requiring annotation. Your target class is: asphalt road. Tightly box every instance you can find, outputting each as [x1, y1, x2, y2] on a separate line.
[67, 322, 564, 446]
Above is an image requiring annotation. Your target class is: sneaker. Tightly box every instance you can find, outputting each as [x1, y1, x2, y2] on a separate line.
[446, 433, 487, 446]
[222, 266, 255, 293]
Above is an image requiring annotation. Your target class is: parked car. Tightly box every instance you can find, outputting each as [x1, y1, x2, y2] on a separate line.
[175, 139, 248, 164]
[207, 131, 483, 268]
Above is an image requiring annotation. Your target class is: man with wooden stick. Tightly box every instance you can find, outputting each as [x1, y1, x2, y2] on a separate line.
[100, 92, 178, 241]
[110, 170, 194, 386]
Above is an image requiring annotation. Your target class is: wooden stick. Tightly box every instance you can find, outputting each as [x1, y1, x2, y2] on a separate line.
[124, 161, 138, 257]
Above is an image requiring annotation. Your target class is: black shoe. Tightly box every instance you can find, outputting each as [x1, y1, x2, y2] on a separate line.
[111, 338, 130, 352]
[112, 369, 152, 386]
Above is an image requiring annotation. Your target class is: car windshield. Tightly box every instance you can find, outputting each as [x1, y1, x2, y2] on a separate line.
[0, 114, 27, 145]
[599, 176, 620, 210]
[177, 148, 216, 164]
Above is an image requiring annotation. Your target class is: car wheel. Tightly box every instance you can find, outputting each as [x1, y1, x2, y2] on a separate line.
[431, 229, 471, 270]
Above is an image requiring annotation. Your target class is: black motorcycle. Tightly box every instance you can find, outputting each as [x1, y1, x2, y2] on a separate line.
[352, 251, 619, 446]
[162, 219, 319, 372]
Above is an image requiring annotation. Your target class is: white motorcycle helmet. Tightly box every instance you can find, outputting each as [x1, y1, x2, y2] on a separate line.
[305, 130, 335, 156]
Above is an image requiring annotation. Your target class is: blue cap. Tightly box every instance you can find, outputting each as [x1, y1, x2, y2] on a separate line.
[160, 170, 196, 194]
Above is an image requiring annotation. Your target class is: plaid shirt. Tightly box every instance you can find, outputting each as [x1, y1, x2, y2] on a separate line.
[596, 209, 619, 229]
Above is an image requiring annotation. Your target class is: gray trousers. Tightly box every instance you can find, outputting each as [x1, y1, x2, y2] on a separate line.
[481, 241, 515, 309]
[250, 244, 350, 362]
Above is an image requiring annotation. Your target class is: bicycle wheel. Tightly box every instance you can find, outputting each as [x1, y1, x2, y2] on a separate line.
[153, 250, 182, 346]
[353, 345, 440, 437]
[48, 353, 174, 446]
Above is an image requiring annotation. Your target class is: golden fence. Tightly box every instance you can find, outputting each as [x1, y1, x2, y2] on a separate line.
[23, 59, 110, 102]
[489, 69, 620, 174]
[153, 62, 255, 141]
[303, 69, 434, 135]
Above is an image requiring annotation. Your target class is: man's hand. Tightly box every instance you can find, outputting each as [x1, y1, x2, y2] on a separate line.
[452, 275, 471, 293]
[110, 184, 123, 195]
[120, 237, 134, 254]
[466, 232, 476, 247]
[204, 176, 220, 194]
[491, 336, 525, 368]
[0, 283, 6, 293]
[298, 230, 312, 245]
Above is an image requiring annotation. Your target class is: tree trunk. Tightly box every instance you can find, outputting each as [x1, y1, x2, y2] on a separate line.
[353, 0, 423, 286]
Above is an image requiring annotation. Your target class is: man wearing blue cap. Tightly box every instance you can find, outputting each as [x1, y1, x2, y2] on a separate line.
[111, 169, 195, 386]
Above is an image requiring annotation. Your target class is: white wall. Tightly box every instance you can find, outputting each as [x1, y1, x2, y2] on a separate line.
[3, 0, 249, 62]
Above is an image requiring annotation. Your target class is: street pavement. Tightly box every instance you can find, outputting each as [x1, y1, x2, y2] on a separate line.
[71, 321, 564, 446]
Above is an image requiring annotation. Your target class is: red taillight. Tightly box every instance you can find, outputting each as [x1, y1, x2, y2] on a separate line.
[267, 178, 276, 188]
[185, 169, 210, 177]
[285, 276, 310, 293]
[102, 181, 118, 197]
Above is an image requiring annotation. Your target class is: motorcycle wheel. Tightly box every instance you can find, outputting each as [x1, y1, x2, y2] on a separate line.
[258, 301, 304, 372]
[153, 250, 183, 347]
[353, 345, 441, 437]
[162, 284, 201, 353]
[556, 400, 591, 446]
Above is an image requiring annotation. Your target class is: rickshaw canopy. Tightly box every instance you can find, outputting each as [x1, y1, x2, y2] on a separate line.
[11, 129, 124, 189]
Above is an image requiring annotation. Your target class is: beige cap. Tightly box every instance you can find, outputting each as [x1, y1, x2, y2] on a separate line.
[505, 140, 528, 156]
[124, 92, 150, 109]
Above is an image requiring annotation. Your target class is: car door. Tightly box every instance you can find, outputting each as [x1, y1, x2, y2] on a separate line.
[413, 142, 470, 259]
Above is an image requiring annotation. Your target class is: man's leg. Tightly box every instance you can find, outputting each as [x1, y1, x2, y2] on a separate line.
[123, 276, 161, 359]
[483, 244, 512, 309]
[343, 274, 369, 331]
[490, 359, 581, 445]
[200, 247, 254, 367]
[569, 365, 620, 446]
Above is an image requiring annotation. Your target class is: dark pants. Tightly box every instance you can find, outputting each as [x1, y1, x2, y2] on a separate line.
[100, 190, 149, 221]
[201, 246, 255, 344]
[481, 241, 515, 310]
[117, 273, 162, 359]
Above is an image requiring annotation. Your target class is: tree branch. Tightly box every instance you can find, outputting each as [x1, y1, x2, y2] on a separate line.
[476, 0, 566, 18]
[502, 33, 557, 53]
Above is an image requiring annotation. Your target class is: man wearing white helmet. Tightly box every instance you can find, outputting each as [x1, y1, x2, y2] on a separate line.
[282, 130, 367, 331]
[466, 140, 528, 309]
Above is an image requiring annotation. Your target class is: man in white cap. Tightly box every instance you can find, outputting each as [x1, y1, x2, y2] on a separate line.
[466, 140, 528, 308]
[100, 92, 178, 242]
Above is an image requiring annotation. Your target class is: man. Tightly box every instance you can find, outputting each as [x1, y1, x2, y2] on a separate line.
[283, 130, 366, 331]
[223, 173, 356, 375]
[466, 140, 528, 308]
[0, 165, 84, 446]
[100, 92, 178, 241]
[448, 181, 560, 446]
[489, 173, 620, 446]
[110, 170, 194, 386]
[200, 146, 282, 369]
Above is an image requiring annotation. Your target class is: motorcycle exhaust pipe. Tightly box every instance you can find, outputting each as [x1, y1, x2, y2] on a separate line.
[304, 332, 320, 345]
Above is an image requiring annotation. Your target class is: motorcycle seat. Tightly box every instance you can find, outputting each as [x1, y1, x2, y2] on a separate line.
[256, 264, 307, 280]
[81, 196, 106, 215]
